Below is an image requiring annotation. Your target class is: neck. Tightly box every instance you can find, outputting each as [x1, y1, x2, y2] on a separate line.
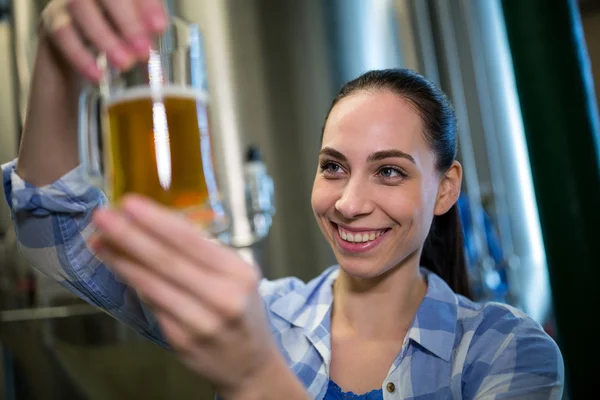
[331, 253, 427, 340]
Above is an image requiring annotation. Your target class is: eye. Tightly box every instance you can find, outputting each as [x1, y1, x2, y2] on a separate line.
[319, 161, 345, 177]
[377, 166, 407, 179]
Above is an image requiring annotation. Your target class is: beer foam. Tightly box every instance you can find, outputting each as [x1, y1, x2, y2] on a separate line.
[106, 85, 209, 106]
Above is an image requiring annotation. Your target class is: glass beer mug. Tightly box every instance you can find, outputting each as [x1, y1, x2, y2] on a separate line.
[79, 17, 229, 235]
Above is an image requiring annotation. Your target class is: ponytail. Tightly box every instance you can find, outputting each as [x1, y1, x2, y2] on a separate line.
[420, 204, 472, 299]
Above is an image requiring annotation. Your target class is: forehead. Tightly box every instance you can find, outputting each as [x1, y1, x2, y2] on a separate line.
[322, 91, 427, 155]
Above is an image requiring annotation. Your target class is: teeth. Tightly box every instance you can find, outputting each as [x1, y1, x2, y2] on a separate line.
[337, 226, 386, 243]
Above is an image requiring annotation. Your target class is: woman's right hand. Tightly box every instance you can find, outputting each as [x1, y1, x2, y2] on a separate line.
[40, 0, 168, 82]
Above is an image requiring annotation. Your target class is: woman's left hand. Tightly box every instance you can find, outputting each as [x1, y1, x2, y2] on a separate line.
[90, 195, 279, 398]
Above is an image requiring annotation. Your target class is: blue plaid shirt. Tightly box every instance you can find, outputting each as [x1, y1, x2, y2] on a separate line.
[2, 159, 564, 399]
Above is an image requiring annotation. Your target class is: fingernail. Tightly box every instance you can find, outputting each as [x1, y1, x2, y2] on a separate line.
[121, 195, 148, 216]
[90, 238, 104, 254]
[130, 36, 151, 57]
[93, 209, 116, 230]
[84, 64, 102, 82]
[109, 46, 135, 70]
[150, 13, 167, 32]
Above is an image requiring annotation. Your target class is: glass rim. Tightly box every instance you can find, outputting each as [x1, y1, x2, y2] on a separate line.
[103, 84, 210, 106]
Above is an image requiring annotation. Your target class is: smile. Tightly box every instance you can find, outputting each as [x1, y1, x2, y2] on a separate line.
[337, 226, 386, 243]
[331, 222, 390, 253]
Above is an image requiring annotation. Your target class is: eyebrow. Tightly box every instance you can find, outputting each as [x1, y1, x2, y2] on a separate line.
[318, 147, 416, 164]
[318, 147, 348, 162]
[367, 149, 416, 164]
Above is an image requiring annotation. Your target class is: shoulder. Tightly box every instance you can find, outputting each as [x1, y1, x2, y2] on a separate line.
[456, 296, 559, 354]
[456, 299, 564, 398]
[456, 297, 562, 365]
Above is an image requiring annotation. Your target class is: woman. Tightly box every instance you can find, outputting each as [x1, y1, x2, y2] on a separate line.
[2, 0, 563, 399]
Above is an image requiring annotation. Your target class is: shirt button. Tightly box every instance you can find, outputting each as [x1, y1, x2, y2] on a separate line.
[386, 382, 396, 393]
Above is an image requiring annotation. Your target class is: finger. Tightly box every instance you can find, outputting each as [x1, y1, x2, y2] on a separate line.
[99, 0, 152, 58]
[135, 0, 169, 33]
[51, 24, 102, 81]
[91, 209, 254, 318]
[155, 312, 212, 376]
[120, 195, 254, 279]
[98, 247, 224, 337]
[91, 208, 201, 279]
[153, 312, 221, 377]
[41, 0, 71, 33]
[155, 311, 195, 353]
[68, 0, 135, 70]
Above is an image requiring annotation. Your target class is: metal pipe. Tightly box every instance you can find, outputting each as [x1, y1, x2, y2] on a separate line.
[430, 0, 492, 273]
[329, 0, 402, 82]
[0, 304, 101, 323]
[460, 0, 515, 261]
[462, 0, 551, 323]
[0, 20, 19, 234]
[392, 0, 440, 85]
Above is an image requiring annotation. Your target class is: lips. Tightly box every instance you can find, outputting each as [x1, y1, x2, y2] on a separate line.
[331, 222, 390, 254]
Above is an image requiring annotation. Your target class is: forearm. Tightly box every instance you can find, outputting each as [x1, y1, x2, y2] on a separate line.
[17, 33, 81, 186]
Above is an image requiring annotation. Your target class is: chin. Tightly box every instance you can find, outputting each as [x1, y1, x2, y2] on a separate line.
[336, 256, 391, 280]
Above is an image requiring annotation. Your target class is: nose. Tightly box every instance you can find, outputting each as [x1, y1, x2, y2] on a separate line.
[334, 179, 375, 219]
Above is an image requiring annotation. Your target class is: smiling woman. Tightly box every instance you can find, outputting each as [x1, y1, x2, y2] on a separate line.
[314, 70, 469, 298]
[2, 2, 564, 397]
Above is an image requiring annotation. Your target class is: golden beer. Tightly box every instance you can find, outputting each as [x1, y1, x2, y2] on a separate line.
[104, 87, 217, 224]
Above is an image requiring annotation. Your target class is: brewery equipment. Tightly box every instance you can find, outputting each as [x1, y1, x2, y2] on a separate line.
[0, 0, 554, 398]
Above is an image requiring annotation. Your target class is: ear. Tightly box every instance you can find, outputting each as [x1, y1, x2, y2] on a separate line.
[434, 161, 462, 216]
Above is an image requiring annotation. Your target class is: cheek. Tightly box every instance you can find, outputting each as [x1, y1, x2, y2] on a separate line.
[379, 183, 435, 245]
[311, 177, 337, 216]
[420, 176, 441, 216]
[378, 183, 425, 221]
[408, 179, 439, 237]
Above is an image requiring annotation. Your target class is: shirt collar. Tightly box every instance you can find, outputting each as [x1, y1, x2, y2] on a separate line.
[269, 266, 458, 362]
[270, 266, 338, 332]
[406, 269, 458, 362]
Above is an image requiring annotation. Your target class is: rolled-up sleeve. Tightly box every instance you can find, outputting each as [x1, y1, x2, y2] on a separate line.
[2, 159, 167, 347]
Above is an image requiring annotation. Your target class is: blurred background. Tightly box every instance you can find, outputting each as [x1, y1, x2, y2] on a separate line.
[0, 0, 598, 399]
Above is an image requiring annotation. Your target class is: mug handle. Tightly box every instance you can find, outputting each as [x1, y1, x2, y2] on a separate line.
[78, 85, 104, 189]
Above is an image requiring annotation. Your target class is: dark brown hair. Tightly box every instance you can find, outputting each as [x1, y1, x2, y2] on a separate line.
[322, 69, 472, 298]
